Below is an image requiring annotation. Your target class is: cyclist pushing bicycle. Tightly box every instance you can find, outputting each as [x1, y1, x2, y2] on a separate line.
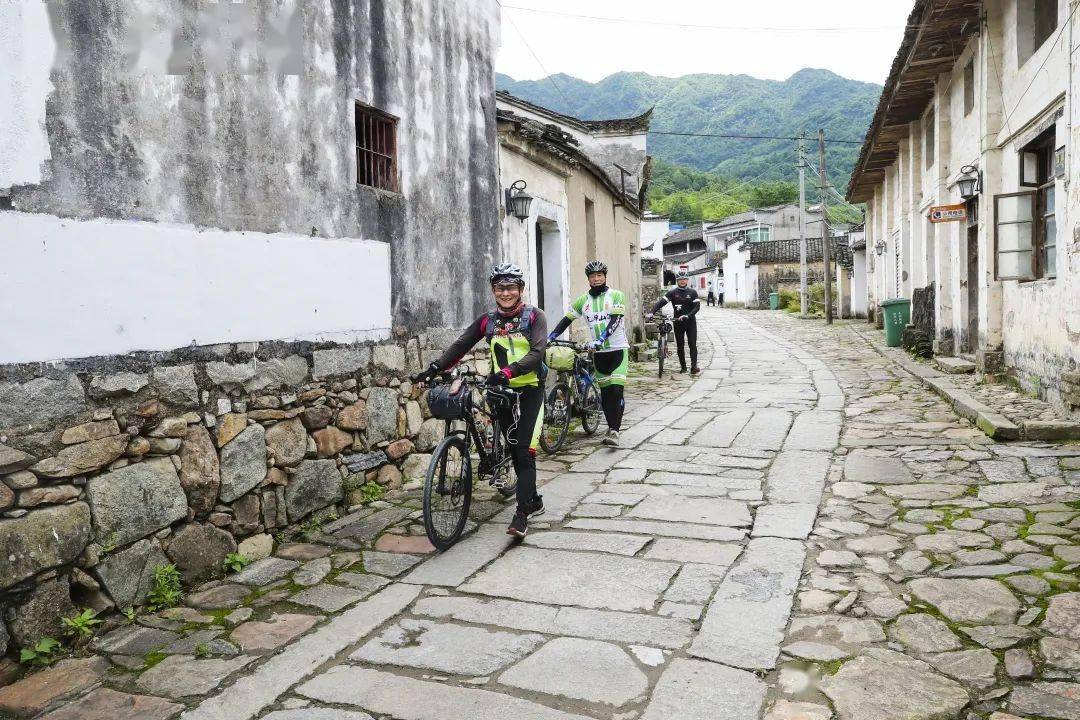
[548, 260, 628, 448]
[414, 263, 546, 538]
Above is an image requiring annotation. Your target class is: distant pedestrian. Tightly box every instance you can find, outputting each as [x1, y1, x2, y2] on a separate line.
[706, 280, 716, 307]
[717, 276, 725, 306]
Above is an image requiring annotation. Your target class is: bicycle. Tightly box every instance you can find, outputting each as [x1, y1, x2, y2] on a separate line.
[539, 340, 602, 454]
[646, 314, 673, 378]
[411, 368, 519, 550]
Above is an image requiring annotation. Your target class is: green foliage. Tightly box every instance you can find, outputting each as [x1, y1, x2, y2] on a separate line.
[223, 553, 251, 574]
[359, 482, 386, 504]
[497, 68, 879, 191]
[807, 282, 838, 316]
[647, 158, 800, 222]
[19, 637, 62, 666]
[61, 608, 102, 639]
[147, 564, 183, 611]
[121, 606, 137, 624]
[300, 517, 323, 540]
[778, 289, 801, 313]
[194, 643, 210, 658]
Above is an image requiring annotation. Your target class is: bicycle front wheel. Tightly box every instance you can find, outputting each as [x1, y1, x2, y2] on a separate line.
[658, 335, 667, 378]
[580, 381, 602, 435]
[423, 434, 473, 551]
[539, 382, 572, 454]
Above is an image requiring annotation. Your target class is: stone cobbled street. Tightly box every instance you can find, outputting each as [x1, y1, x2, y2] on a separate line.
[8, 307, 1080, 720]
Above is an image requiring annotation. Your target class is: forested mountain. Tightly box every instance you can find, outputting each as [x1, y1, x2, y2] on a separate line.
[496, 69, 881, 194]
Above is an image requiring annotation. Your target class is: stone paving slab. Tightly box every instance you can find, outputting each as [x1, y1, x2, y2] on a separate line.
[460, 546, 678, 612]
[413, 595, 693, 649]
[498, 637, 649, 706]
[298, 666, 596, 720]
[401, 523, 514, 587]
[752, 503, 818, 539]
[640, 658, 765, 720]
[351, 618, 543, 675]
[181, 584, 420, 720]
[627, 496, 751, 527]
[690, 536, 806, 670]
[523, 530, 650, 556]
[766, 450, 831, 503]
[565, 518, 745, 542]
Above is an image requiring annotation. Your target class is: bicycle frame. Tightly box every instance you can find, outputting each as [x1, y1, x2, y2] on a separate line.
[441, 381, 517, 483]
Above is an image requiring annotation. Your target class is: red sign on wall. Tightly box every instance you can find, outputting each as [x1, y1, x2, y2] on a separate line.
[929, 204, 967, 223]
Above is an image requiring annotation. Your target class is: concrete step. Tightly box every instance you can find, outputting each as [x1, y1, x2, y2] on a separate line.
[934, 356, 976, 375]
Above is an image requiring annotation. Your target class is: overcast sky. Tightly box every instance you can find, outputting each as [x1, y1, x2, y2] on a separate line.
[496, 0, 914, 86]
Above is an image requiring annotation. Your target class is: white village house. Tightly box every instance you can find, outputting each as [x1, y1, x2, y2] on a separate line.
[848, 0, 1080, 415]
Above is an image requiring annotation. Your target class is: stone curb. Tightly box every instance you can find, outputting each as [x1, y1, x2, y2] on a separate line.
[848, 325, 1022, 441]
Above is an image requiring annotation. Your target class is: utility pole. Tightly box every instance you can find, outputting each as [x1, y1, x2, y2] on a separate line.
[818, 129, 833, 325]
[798, 134, 808, 317]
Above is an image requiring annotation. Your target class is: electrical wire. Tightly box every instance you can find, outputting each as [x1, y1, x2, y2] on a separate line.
[497, 0, 575, 111]
[499, 4, 904, 34]
[650, 130, 865, 144]
[997, 0, 1079, 139]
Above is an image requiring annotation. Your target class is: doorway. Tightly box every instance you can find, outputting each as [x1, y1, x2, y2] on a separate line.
[535, 218, 565, 317]
[964, 200, 979, 353]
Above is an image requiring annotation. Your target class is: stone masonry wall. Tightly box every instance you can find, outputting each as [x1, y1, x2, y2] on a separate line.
[0, 333, 473, 656]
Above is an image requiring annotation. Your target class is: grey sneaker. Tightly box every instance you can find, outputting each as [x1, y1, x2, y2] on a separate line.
[603, 430, 621, 447]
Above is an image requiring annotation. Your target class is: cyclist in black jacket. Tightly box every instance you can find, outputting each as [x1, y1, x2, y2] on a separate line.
[650, 270, 701, 375]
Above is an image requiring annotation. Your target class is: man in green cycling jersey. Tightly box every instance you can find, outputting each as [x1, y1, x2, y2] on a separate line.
[548, 260, 628, 448]
[416, 263, 547, 538]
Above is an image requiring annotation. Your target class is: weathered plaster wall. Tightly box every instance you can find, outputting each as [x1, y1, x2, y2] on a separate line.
[0, 2, 56, 187]
[1, 0, 501, 334]
[497, 138, 572, 319]
[0, 212, 391, 364]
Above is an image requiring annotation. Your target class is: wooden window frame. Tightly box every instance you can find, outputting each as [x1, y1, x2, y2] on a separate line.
[994, 191, 1037, 281]
[1037, 179, 1057, 278]
[963, 59, 975, 116]
[355, 101, 399, 193]
[924, 111, 935, 169]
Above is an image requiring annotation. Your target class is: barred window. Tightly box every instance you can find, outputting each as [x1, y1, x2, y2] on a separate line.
[355, 102, 398, 192]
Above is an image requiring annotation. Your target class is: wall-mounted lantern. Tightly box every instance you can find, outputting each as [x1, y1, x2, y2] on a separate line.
[957, 164, 982, 200]
[874, 239, 887, 257]
[505, 180, 533, 222]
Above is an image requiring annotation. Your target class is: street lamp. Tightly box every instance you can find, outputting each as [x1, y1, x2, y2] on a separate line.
[957, 164, 982, 200]
[505, 180, 533, 222]
[874, 239, 887, 256]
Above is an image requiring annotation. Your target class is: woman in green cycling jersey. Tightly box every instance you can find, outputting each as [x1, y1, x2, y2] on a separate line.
[548, 260, 628, 448]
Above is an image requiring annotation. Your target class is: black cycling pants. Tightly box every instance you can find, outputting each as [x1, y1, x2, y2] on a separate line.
[674, 318, 698, 370]
[493, 384, 543, 513]
[599, 384, 624, 431]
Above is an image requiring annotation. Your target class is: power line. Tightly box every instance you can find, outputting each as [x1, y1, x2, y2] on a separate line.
[497, 1, 574, 110]
[650, 130, 865, 144]
[500, 4, 903, 33]
[998, 0, 1079, 138]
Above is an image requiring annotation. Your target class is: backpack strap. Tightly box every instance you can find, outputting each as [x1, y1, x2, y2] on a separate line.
[482, 311, 498, 340]
[518, 305, 536, 335]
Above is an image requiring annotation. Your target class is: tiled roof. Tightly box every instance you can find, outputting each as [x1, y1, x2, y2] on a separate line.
[745, 237, 854, 269]
[662, 223, 703, 244]
[663, 249, 708, 265]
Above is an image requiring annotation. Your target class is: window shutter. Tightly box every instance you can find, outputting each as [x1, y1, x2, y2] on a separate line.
[994, 191, 1036, 280]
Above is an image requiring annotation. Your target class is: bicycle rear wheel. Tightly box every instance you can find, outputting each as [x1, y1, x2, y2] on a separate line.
[539, 382, 571, 454]
[580, 381, 602, 435]
[423, 435, 473, 550]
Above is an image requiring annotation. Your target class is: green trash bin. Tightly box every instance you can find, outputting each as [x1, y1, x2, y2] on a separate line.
[881, 298, 911, 347]
[769, 292, 780, 310]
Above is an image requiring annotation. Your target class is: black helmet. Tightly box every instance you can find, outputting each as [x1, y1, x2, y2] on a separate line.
[489, 262, 525, 286]
[585, 260, 608, 275]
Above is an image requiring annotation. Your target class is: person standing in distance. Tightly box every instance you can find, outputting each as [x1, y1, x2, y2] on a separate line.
[706, 279, 716, 307]
[650, 269, 701, 375]
[415, 263, 547, 538]
[717, 274, 725, 306]
[548, 260, 629, 448]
